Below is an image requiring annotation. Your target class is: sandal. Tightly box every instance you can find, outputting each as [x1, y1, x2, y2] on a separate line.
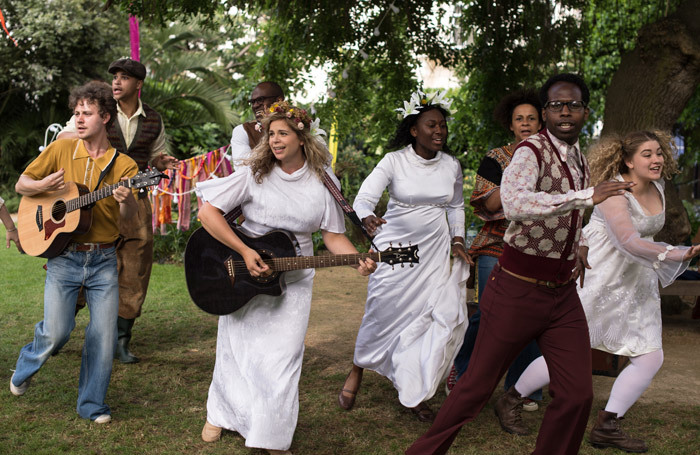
[410, 402, 435, 423]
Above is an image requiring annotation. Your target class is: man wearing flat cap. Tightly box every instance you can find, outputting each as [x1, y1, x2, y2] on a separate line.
[59, 57, 178, 364]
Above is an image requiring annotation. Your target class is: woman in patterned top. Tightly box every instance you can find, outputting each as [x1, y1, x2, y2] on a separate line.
[448, 89, 544, 410]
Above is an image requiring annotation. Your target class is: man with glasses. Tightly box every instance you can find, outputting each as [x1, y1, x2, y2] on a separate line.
[406, 73, 633, 455]
[230, 82, 285, 169]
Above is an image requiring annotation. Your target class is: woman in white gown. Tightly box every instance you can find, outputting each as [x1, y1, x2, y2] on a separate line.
[510, 130, 700, 452]
[338, 91, 471, 422]
[195, 102, 376, 455]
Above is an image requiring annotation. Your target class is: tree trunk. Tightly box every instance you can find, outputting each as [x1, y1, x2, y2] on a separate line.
[602, 0, 700, 244]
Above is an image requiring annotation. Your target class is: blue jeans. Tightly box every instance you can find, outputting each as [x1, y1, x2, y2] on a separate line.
[12, 246, 119, 420]
[453, 255, 543, 400]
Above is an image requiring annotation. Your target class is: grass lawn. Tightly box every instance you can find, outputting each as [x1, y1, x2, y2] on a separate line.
[1, 225, 699, 454]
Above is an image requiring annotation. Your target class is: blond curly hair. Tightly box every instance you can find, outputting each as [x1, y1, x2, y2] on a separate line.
[247, 110, 331, 184]
[587, 130, 679, 186]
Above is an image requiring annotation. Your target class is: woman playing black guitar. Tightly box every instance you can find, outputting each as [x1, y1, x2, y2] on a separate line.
[195, 102, 376, 455]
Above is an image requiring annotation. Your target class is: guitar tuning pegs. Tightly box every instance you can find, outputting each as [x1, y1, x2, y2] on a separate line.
[400, 263, 404, 268]
[409, 263, 414, 268]
[398, 242, 402, 247]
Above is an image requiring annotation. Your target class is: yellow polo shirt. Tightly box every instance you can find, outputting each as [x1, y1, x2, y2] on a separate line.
[23, 138, 138, 244]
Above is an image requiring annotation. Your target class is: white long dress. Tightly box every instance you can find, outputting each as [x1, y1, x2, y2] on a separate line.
[352, 145, 468, 408]
[579, 176, 691, 357]
[196, 162, 345, 451]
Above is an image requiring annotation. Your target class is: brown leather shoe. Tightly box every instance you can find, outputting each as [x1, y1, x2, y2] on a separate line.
[589, 410, 648, 453]
[410, 402, 435, 422]
[494, 385, 530, 435]
[201, 420, 222, 442]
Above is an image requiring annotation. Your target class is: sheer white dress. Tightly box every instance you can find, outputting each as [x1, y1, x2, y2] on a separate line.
[579, 176, 691, 357]
[196, 162, 345, 451]
[352, 145, 468, 407]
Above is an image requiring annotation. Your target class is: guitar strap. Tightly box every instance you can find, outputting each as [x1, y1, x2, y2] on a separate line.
[223, 170, 379, 250]
[85, 148, 120, 209]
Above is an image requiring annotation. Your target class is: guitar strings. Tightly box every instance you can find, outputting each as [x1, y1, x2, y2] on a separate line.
[227, 252, 386, 274]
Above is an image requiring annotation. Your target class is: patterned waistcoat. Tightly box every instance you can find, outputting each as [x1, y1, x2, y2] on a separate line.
[499, 130, 589, 283]
[106, 103, 163, 172]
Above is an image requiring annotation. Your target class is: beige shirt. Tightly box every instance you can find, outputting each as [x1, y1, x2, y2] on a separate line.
[63, 99, 167, 162]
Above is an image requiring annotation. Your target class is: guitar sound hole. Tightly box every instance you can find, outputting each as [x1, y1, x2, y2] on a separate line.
[52, 200, 67, 222]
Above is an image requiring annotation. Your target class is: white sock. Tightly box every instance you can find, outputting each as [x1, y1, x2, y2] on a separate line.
[514, 355, 549, 398]
[605, 349, 663, 417]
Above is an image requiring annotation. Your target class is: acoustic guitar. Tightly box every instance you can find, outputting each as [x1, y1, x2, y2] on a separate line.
[17, 169, 166, 258]
[184, 226, 420, 315]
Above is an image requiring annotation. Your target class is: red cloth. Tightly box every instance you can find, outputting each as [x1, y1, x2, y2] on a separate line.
[406, 265, 593, 455]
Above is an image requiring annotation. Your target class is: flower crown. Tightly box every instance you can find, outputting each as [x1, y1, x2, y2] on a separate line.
[256, 100, 326, 138]
[395, 90, 453, 119]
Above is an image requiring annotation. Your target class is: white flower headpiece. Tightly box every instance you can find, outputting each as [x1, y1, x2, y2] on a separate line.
[395, 90, 453, 119]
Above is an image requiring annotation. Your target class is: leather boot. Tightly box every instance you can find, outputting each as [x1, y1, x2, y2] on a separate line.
[494, 385, 530, 435]
[115, 317, 140, 364]
[589, 410, 648, 453]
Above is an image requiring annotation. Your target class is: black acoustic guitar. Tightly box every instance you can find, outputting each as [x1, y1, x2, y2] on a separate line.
[184, 226, 420, 315]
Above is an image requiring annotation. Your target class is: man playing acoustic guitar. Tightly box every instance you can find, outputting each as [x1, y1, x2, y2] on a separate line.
[10, 81, 138, 424]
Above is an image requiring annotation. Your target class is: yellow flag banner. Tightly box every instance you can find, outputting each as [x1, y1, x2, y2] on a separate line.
[328, 120, 339, 171]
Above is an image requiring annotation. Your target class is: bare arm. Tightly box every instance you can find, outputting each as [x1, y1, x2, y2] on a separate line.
[322, 231, 376, 276]
[0, 204, 22, 251]
[15, 170, 66, 196]
[198, 202, 269, 276]
[483, 187, 501, 213]
[113, 180, 138, 220]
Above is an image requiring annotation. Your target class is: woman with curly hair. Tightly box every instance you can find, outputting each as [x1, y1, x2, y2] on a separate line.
[338, 91, 471, 422]
[447, 89, 544, 411]
[195, 102, 376, 454]
[511, 130, 700, 452]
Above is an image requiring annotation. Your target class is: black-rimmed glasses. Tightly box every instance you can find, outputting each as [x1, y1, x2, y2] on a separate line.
[248, 95, 279, 106]
[544, 100, 587, 112]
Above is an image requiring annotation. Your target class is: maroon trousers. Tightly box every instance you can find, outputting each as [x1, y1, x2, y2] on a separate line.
[406, 264, 593, 455]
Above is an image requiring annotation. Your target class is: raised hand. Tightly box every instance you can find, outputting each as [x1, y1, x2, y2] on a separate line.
[152, 154, 180, 171]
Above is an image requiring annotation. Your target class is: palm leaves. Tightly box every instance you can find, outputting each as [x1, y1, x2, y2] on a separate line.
[138, 25, 238, 132]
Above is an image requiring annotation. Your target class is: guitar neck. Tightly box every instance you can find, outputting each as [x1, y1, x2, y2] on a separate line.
[271, 252, 381, 271]
[66, 180, 129, 213]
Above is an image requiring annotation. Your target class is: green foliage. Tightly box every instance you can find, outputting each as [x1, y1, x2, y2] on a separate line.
[167, 122, 229, 159]
[0, 0, 128, 181]
[153, 217, 201, 263]
[683, 199, 700, 235]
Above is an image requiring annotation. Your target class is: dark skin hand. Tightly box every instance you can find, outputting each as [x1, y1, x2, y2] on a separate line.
[572, 245, 590, 287]
[362, 214, 387, 236]
[362, 215, 474, 265]
[451, 236, 474, 265]
[592, 180, 636, 204]
[575, 181, 636, 286]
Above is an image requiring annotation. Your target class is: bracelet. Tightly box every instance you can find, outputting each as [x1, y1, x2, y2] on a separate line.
[452, 241, 465, 248]
[6, 227, 17, 232]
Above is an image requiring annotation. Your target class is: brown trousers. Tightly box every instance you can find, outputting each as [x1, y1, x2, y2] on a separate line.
[116, 196, 153, 319]
[406, 264, 593, 455]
